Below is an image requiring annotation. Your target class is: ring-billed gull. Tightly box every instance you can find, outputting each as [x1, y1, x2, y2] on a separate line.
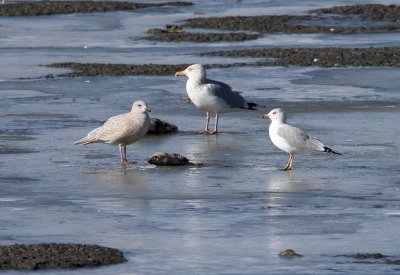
[175, 64, 258, 134]
[262, 108, 341, 170]
[74, 100, 150, 164]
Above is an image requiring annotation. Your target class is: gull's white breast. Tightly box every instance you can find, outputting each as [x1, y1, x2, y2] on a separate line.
[269, 123, 294, 153]
[187, 81, 230, 113]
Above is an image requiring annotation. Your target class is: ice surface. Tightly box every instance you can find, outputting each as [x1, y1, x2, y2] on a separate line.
[0, 1, 400, 274]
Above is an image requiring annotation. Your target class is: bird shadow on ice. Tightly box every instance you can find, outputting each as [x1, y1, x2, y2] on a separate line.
[80, 163, 148, 187]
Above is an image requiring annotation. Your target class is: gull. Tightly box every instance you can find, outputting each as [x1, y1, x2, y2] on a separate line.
[74, 100, 150, 164]
[175, 64, 258, 134]
[262, 108, 341, 170]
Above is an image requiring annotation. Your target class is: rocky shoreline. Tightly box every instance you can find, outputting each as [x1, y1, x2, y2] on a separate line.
[148, 4, 400, 42]
[0, 1, 191, 16]
[2, 1, 399, 76]
[47, 45, 400, 77]
[0, 243, 126, 270]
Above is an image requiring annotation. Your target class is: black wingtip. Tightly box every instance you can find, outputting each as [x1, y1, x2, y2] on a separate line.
[247, 102, 258, 110]
[324, 146, 342, 155]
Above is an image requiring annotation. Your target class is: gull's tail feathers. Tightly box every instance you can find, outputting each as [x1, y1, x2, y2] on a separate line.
[73, 137, 96, 145]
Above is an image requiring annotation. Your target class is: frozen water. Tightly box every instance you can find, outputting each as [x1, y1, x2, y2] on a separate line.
[0, 0, 400, 274]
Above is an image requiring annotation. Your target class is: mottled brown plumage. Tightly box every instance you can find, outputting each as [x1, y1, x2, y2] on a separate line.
[74, 100, 150, 164]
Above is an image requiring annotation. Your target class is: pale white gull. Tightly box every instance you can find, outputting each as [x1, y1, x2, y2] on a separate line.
[175, 64, 258, 134]
[74, 100, 150, 164]
[262, 108, 341, 170]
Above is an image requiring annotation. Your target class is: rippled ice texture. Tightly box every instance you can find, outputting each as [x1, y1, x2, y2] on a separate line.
[0, 0, 400, 274]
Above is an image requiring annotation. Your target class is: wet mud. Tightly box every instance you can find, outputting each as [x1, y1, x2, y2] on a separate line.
[349, 253, 387, 259]
[38, 4, 400, 76]
[0, 176, 39, 183]
[182, 13, 400, 35]
[312, 4, 400, 22]
[47, 62, 254, 77]
[147, 4, 400, 42]
[203, 47, 400, 67]
[337, 253, 400, 266]
[0, 145, 36, 154]
[48, 63, 192, 77]
[0, 1, 191, 16]
[0, 243, 126, 270]
[47, 46, 400, 77]
[145, 28, 259, 42]
[145, 31, 258, 42]
[0, 135, 34, 141]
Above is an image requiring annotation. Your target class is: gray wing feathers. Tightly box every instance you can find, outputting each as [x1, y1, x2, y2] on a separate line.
[277, 125, 324, 151]
[206, 79, 246, 108]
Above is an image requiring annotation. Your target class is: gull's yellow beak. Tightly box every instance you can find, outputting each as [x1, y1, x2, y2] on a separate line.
[175, 70, 186, 76]
[261, 113, 269, 119]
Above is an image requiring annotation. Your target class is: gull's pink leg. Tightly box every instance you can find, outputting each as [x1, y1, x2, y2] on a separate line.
[205, 112, 210, 132]
[119, 144, 124, 162]
[213, 113, 219, 134]
[121, 144, 136, 164]
[201, 112, 215, 134]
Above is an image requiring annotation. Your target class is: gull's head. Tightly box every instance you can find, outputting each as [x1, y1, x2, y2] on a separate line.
[132, 100, 150, 113]
[261, 108, 285, 122]
[175, 64, 206, 80]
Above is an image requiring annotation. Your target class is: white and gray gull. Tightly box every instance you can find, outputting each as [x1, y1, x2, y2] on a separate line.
[175, 64, 258, 134]
[262, 108, 341, 170]
[74, 100, 151, 164]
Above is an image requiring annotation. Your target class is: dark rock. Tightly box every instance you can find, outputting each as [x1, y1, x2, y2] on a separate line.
[350, 253, 388, 259]
[0, 243, 126, 270]
[147, 152, 193, 166]
[279, 249, 304, 258]
[147, 118, 178, 135]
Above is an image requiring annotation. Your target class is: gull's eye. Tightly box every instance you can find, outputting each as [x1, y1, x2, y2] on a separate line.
[138, 104, 142, 107]
[272, 111, 276, 115]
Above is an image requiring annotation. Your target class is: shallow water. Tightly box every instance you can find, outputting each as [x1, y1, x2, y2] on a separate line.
[1, 0, 400, 274]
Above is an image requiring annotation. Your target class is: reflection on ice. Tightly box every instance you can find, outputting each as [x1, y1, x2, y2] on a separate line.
[82, 164, 149, 187]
